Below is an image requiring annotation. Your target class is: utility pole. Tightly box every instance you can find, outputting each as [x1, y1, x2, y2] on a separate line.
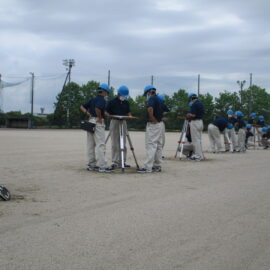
[197, 74, 200, 96]
[237, 80, 246, 109]
[249, 73, 253, 114]
[29, 72, 34, 128]
[108, 70, 111, 87]
[0, 73, 3, 113]
[151, 75, 154, 85]
[62, 59, 75, 128]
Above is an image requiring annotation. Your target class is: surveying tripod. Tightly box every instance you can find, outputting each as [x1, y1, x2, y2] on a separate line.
[175, 119, 189, 159]
[105, 115, 139, 172]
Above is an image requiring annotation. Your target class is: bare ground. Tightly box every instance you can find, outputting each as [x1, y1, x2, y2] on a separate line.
[0, 129, 270, 270]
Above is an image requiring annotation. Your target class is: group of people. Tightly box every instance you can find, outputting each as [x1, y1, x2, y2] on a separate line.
[207, 111, 270, 153]
[80, 83, 269, 173]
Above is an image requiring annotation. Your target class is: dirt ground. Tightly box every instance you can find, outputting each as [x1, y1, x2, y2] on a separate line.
[1, 129, 270, 270]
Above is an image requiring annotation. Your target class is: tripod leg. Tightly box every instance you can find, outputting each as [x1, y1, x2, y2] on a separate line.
[119, 120, 125, 172]
[175, 120, 187, 158]
[105, 130, 111, 144]
[126, 131, 140, 169]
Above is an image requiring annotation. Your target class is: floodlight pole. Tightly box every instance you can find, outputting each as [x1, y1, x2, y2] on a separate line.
[30, 72, 34, 128]
[237, 80, 246, 109]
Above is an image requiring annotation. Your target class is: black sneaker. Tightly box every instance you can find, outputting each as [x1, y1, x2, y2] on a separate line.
[124, 163, 131, 168]
[98, 167, 113, 173]
[152, 166, 162, 172]
[188, 156, 202, 162]
[137, 168, 152, 173]
[87, 165, 99, 171]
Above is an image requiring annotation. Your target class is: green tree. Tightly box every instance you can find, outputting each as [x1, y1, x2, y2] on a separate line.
[54, 82, 81, 127]
[214, 91, 241, 116]
[242, 85, 270, 120]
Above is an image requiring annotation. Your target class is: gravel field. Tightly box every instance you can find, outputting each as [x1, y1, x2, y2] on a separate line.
[1, 129, 270, 270]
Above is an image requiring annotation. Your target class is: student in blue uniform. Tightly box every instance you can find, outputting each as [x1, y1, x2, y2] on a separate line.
[262, 127, 270, 149]
[235, 111, 246, 152]
[105, 85, 132, 169]
[255, 115, 266, 146]
[247, 112, 256, 146]
[80, 83, 112, 173]
[245, 124, 254, 149]
[157, 94, 170, 150]
[186, 93, 205, 161]
[224, 110, 237, 152]
[208, 116, 227, 153]
[138, 85, 163, 173]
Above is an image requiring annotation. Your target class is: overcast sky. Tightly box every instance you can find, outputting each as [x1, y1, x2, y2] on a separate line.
[0, 0, 270, 113]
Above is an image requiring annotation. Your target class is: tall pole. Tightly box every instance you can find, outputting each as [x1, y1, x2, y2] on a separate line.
[197, 74, 200, 96]
[29, 72, 34, 128]
[62, 59, 75, 128]
[151, 75, 154, 85]
[0, 73, 2, 112]
[249, 73, 253, 114]
[108, 70, 111, 87]
[237, 80, 246, 109]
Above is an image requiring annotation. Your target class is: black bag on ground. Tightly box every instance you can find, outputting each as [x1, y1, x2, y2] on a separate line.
[80, 120, 96, 133]
[0, 186, 11, 201]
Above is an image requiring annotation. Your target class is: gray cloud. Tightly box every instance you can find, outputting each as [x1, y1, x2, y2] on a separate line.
[1, 0, 270, 112]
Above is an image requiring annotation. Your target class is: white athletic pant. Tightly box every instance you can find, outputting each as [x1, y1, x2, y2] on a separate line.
[87, 120, 107, 168]
[190, 119, 204, 159]
[109, 119, 127, 165]
[224, 128, 237, 151]
[208, 124, 222, 152]
[144, 122, 163, 171]
[257, 127, 263, 145]
[161, 121, 166, 149]
[237, 128, 246, 152]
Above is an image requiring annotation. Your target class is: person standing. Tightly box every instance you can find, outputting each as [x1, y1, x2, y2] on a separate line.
[208, 116, 227, 153]
[137, 85, 163, 173]
[235, 111, 246, 152]
[157, 94, 170, 150]
[80, 83, 112, 173]
[186, 93, 205, 161]
[224, 110, 237, 152]
[255, 115, 266, 146]
[105, 85, 132, 169]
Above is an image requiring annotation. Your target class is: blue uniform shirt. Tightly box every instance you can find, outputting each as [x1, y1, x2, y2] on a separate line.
[147, 95, 163, 122]
[161, 102, 170, 113]
[256, 120, 265, 127]
[248, 118, 254, 124]
[212, 117, 227, 132]
[190, 100, 204, 120]
[237, 118, 246, 129]
[228, 116, 237, 126]
[106, 97, 130, 116]
[83, 95, 106, 118]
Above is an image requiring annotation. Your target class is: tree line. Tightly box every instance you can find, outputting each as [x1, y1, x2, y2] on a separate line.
[1, 80, 269, 130]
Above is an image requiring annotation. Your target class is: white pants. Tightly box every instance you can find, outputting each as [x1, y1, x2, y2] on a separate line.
[110, 119, 127, 165]
[237, 128, 246, 152]
[262, 137, 270, 148]
[208, 124, 222, 152]
[144, 122, 163, 170]
[87, 121, 107, 168]
[161, 121, 166, 149]
[224, 128, 237, 151]
[182, 142, 194, 157]
[257, 127, 263, 145]
[190, 119, 204, 159]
